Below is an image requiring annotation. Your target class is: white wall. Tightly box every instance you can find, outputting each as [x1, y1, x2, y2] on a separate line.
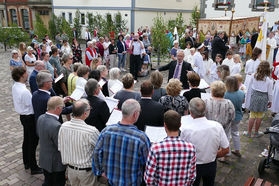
[135, 0, 199, 10]
[53, 0, 131, 7]
[204, 0, 277, 27]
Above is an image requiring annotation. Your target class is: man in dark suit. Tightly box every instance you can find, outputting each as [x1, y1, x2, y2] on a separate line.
[84, 79, 110, 132]
[29, 61, 45, 94]
[135, 81, 164, 131]
[211, 31, 230, 60]
[37, 96, 66, 185]
[32, 71, 72, 123]
[158, 50, 193, 89]
[185, 30, 196, 48]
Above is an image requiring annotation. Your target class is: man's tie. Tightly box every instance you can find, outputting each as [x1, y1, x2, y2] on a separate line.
[88, 32, 90, 40]
[173, 63, 181, 79]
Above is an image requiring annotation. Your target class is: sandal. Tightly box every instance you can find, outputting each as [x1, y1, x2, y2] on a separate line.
[243, 131, 251, 138]
[253, 131, 264, 138]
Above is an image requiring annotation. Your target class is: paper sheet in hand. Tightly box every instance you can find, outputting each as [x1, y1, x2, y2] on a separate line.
[54, 73, 64, 83]
[109, 83, 122, 95]
[106, 109, 122, 126]
[201, 93, 211, 101]
[98, 79, 106, 87]
[145, 126, 167, 143]
[70, 88, 84, 101]
[198, 79, 209, 89]
[105, 97, 119, 113]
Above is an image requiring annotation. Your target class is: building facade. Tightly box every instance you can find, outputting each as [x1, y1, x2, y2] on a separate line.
[52, 0, 200, 39]
[0, 0, 51, 29]
[201, 0, 278, 27]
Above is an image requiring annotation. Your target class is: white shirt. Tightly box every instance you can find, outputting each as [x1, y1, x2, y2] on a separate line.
[251, 76, 273, 102]
[230, 63, 241, 76]
[39, 89, 51, 95]
[76, 77, 87, 97]
[180, 117, 229, 164]
[132, 41, 143, 55]
[103, 41, 111, 56]
[84, 31, 91, 40]
[61, 44, 72, 55]
[245, 59, 260, 75]
[193, 52, 205, 78]
[222, 58, 234, 72]
[12, 82, 34, 115]
[58, 118, 100, 168]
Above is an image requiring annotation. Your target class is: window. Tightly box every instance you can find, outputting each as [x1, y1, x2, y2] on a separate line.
[68, 13, 72, 24]
[251, 0, 276, 11]
[9, 9, 17, 25]
[214, 0, 234, 10]
[21, 9, 29, 29]
[81, 13, 85, 25]
[39, 10, 49, 15]
[62, 12, 65, 19]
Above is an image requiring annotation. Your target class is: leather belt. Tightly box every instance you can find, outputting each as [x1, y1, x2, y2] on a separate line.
[68, 165, 91, 171]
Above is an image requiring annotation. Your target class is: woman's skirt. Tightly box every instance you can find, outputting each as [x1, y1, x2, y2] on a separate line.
[249, 89, 269, 112]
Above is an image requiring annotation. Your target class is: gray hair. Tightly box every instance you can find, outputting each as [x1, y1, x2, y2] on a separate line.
[109, 67, 121, 80]
[96, 65, 107, 73]
[34, 60, 44, 67]
[36, 71, 52, 88]
[189, 98, 206, 118]
[61, 53, 71, 63]
[217, 31, 225, 35]
[85, 79, 99, 96]
[72, 99, 90, 117]
[121, 99, 141, 118]
[87, 41, 93, 46]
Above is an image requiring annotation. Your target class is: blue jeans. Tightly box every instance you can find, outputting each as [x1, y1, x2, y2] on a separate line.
[118, 53, 127, 69]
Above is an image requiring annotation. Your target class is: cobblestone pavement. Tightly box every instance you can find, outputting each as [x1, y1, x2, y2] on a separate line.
[0, 48, 278, 185]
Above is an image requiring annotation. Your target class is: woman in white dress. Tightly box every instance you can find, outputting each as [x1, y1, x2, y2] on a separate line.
[231, 54, 242, 76]
[193, 43, 206, 79]
[202, 51, 214, 84]
[183, 41, 192, 61]
[61, 40, 72, 55]
[24, 46, 36, 79]
[267, 32, 277, 68]
[103, 36, 111, 67]
[271, 65, 279, 113]
[244, 48, 262, 88]
[108, 67, 123, 97]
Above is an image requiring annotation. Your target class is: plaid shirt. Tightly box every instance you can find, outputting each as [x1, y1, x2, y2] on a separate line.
[144, 136, 196, 186]
[93, 123, 151, 186]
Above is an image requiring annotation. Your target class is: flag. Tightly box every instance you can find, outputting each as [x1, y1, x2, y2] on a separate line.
[174, 27, 179, 43]
[255, 11, 267, 61]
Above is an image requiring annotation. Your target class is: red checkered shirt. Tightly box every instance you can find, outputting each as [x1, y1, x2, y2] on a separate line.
[144, 136, 196, 186]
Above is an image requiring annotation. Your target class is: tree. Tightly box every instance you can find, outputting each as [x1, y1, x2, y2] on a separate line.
[190, 6, 200, 27]
[87, 13, 94, 32]
[175, 12, 184, 37]
[48, 14, 58, 40]
[61, 18, 73, 42]
[103, 13, 115, 38]
[34, 13, 48, 39]
[151, 15, 172, 65]
[73, 10, 82, 40]
[0, 25, 29, 51]
[114, 12, 127, 34]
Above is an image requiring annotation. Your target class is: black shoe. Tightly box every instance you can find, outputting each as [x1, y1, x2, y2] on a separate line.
[31, 167, 43, 175]
[24, 164, 30, 170]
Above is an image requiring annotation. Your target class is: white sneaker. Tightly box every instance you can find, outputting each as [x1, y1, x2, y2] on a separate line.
[122, 68, 127, 72]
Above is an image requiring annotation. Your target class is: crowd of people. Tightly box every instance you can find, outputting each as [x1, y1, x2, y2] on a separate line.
[9, 24, 279, 186]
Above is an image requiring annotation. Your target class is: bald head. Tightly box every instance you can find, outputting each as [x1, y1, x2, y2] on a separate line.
[121, 99, 141, 121]
[72, 99, 90, 119]
[34, 60, 45, 71]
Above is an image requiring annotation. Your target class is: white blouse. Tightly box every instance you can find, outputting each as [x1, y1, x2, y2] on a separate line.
[245, 59, 260, 75]
[251, 76, 273, 102]
[230, 63, 241, 76]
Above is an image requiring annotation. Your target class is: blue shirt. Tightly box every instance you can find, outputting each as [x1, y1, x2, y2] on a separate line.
[171, 47, 178, 57]
[224, 90, 245, 121]
[10, 59, 23, 67]
[93, 123, 151, 186]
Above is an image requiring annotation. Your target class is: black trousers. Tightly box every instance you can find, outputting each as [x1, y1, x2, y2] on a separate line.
[19, 114, 39, 170]
[194, 160, 217, 186]
[43, 169, 66, 186]
[130, 54, 141, 80]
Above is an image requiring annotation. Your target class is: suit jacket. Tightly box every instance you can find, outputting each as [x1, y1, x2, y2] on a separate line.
[158, 60, 193, 89]
[29, 70, 38, 94]
[37, 114, 66, 173]
[211, 36, 229, 60]
[185, 36, 196, 48]
[32, 90, 72, 123]
[85, 95, 110, 132]
[135, 98, 164, 131]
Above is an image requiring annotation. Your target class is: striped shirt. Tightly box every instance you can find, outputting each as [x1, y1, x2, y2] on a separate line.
[93, 123, 151, 186]
[58, 118, 100, 168]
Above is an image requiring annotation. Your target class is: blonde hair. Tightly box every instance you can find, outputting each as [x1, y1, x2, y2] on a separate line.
[211, 81, 226, 98]
[47, 96, 64, 111]
[166, 78, 182, 97]
[234, 74, 243, 83]
[90, 58, 99, 70]
[233, 54, 241, 63]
